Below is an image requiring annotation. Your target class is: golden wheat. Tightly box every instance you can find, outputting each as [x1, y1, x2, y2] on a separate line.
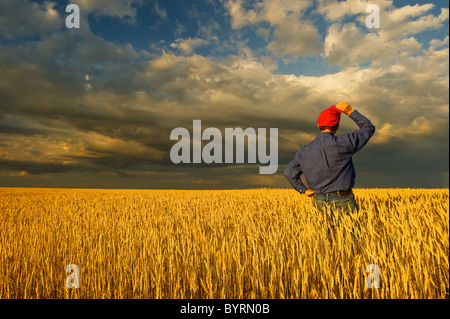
[0, 187, 448, 299]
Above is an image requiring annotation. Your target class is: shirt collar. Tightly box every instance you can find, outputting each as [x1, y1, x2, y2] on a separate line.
[315, 132, 334, 139]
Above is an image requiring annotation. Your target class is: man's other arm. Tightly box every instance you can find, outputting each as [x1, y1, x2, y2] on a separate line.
[283, 158, 308, 194]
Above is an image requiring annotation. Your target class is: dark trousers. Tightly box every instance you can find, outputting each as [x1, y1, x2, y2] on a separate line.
[313, 191, 361, 254]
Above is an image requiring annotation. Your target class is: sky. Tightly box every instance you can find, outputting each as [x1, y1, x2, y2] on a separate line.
[0, 0, 448, 189]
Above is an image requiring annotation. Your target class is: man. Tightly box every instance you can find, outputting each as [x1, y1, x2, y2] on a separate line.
[283, 101, 375, 213]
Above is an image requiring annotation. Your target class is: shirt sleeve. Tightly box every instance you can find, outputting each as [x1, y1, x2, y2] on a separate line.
[340, 110, 376, 153]
[283, 158, 308, 194]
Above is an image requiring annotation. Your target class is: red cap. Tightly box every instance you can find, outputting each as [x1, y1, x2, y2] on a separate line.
[318, 105, 342, 128]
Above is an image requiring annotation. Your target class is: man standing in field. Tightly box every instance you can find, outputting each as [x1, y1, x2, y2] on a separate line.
[283, 102, 375, 248]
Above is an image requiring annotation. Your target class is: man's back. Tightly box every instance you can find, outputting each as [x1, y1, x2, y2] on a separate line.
[284, 107, 375, 195]
[299, 132, 356, 194]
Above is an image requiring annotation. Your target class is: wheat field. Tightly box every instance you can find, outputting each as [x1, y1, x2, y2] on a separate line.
[0, 187, 448, 299]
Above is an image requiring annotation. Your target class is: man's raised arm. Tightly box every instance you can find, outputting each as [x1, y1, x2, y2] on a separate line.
[335, 102, 376, 153]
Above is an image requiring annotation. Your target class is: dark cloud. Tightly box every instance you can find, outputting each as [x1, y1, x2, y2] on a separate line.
[0, 0, 62, 40]
[0, 159, 90, 175]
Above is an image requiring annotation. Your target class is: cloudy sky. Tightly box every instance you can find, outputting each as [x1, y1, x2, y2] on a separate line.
[0, 0, 448, 189]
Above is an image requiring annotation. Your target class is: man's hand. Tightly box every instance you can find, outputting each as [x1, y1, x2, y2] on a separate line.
[335, 101, 354, 115]
[305, 189, 315, 198]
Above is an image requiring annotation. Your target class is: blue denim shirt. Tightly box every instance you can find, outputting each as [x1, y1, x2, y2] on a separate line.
[283, 110, 375, 194]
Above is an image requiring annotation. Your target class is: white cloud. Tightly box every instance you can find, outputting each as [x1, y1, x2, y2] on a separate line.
[381, 5, 449, 40]
[170, 38, 210, 55]
[153, 0, 167, 20]
[225, 0, 260, 29]
[321, 1, 449, 67]
[77, 0, 143, 22]
[323, 23, 422, 66]
[224, 0, 322, 58]
[317, 0, 393, 21]
[267, 19, 323, 57]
